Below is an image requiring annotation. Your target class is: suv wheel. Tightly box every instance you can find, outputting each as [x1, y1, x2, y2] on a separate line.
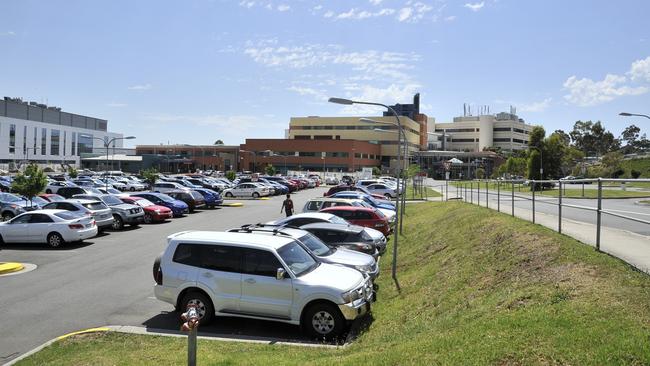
[252, 192, 260, 198]
[130, 187, 136, 191]
[45, 189, 52, 194]
[144, 213, 153, 224]
[303, 303, 345, 340]
[384, 193, 392, 199]
[112, 215, 124, 230]
[181, 291, 214, 324]
[225, 192, 233, 197]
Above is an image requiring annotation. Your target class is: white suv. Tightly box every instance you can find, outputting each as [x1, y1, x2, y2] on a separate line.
[153, 231, 374, 339]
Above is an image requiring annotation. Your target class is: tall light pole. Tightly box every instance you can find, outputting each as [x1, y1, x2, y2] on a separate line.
[619, 112, 650, 120]
[330, 97, 403, 292]
[93, 136, 136, 189]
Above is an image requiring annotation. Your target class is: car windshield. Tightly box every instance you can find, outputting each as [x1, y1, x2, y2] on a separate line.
[30, 196, 49, 206]
[102, 195, 123, 206]
[134, 199, 154, 207]
[190, 191, 203, 199]
[364, 196, 379, 206]
[298, 234, 333, 256]
[277, 241, 318, 276]
[0, 193, 23, 203]
[157, 194, 174, 203]
[329, 215, 348, 225]
[82, 202, 108, 210]
[87, 188, 103, 195]
[47, 195, 65, 202]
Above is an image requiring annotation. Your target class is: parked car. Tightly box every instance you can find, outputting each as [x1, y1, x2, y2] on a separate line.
[323, 185, 384, 199]
[222, 183, 271, 198]
[325, 176, 340, 185]
[269, 212, 350, 227]
[364, 183, 398, 199]
[57, 186, 103, 199]
[152, 181, 190, 194]
[301, 222, 387, 256]
[0, 210, 97, 248]
[120, 196, 173, 224]
[330, 191, 395, 210]
[38, 193, 65, 203]
[303, 197, 396, 223]
[45, 181, 77, 194]
[0, 192, 41, 221]
[153, 230, 374, 339]
[165, 190, 206, 213]
[42, 199, 114, 232]
[320, 206, 391, 236]
[192, 188, 223, 208]
[116, 178, 146, 191]
[98, 187, 123, 195]
[131, 192, 189, 217]
[228, 224, 379, 279]
[73, 194, 144, 230]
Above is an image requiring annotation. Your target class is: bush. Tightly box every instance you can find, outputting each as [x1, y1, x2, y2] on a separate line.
[67, 166, 78, 178]
[141, 167, 159, 187]
[372, 166, 381, 177]
[476, 167, 485, 179]
[631, 169, 641, 179]
[11, 164, 47, 206]
[611, 168, 625, 179]
[264, 164, 276, 176]
[225, 170, 236, 181]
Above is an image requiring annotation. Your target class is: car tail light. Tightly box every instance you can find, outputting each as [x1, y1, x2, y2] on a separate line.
[69, 223, 84, 229]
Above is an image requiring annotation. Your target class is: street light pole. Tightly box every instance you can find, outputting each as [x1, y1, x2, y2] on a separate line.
[93, 136, 135, 189]
[619, 112, 650, 120]
[330, 97, 402, 292]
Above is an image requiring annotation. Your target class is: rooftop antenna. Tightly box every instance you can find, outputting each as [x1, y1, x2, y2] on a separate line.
[463, 103, 466, 117]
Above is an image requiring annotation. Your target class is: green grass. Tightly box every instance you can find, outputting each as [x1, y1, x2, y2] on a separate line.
[621, 157, 650, 178]
[451, 181, 650, 199]
[17, 202, 650, 365]
[404, 185, 441, 199]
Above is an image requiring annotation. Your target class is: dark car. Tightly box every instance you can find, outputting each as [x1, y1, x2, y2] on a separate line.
[57, 186, 103, 199]
[191, 188, 223, 208]
[300, 222, 380, 257]
[262, 176, 297, 192]
[165, 190, 206, 213]
[132, 192, 189, 217]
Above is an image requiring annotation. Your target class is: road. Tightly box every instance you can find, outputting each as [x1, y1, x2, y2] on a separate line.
[0, 187, 326, 363]
[437, 182, 650, 236]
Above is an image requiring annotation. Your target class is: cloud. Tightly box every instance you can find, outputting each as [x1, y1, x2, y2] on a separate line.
[396, 3, 432, 23]
[324, 10, 335, 18]
[107, 102, 128, 107]
[145, 113, 283, 131]
[287, 86, 328, 101]
[340, 84, 422, 114]
[464, 2, 485, 12]
[0, 31, 16, 36]
[519, 98, 552, 113]
[628, 56, 650, 83]
[369, 0, 383, 5]
[239, 1, 255, 9]
[563, 74, 647, 106]
[127, 83, 152, 91]
[397, 7, 413, 21]
[329, 7, 396, 20]
[444, 15, 456, 21]
[277, 4, 290, 12]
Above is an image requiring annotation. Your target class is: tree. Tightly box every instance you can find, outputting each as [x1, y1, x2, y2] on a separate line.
[142, 167, 159, 187]
[264, 164, 276, 176]
[528, 126, 546, 148]
[544, 132, 568, 178]
[475, 167, 485, 179]
[225, 170, 236, 181]
[372, 166, 381, 177]
[67, 166, 78, 178]
[406, 163, 420, 178]
[504, 157, 527, 177]
[527, 150, 542, 180]
[569, 120, 620, 155]
[214, 139, 224, 145]
[631, 169, 642, 179]
[621, 124, 650, 154]
[553, 129, 571, 145]
[11, 164, 47, 207]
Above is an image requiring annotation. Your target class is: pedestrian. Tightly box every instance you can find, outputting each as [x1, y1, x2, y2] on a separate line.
[281, 194, 294, 217]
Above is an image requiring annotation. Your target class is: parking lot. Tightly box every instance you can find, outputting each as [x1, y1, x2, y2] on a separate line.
[0, 186, 330, 363]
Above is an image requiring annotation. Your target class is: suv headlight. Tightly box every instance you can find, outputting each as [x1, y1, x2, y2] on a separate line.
[353, 243, 372, 251]
[355, 264, 373, 273]
[341, 288, 362, 303]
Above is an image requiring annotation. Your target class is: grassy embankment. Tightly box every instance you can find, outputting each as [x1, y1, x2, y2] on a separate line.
[452, 181, 650, 199]
[18, 202, 650, 365]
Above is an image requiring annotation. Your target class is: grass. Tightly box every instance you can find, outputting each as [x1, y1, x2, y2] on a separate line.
[17, 202, 650, 365]
[451, 181, 650, 199]
[404, 185, 441, 200]
[621, 157, 650, 178]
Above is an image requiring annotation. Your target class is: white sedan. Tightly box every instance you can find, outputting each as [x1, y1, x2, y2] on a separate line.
[117, 178, 146, 191]
[222, 183, 270, 198]
[0, 209, 97, 248]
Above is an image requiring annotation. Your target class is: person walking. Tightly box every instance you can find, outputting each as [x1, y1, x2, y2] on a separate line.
[280, 194, 294, 217]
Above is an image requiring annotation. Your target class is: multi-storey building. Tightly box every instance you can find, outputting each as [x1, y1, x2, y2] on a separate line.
[0, 97, 123, 170]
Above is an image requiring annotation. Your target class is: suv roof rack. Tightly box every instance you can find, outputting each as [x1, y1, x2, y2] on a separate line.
[226, 223, 301, 236]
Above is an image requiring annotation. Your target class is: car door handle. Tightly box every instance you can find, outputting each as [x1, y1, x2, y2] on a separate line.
[202, 272, 213, 278]
[244, 278, 256, 284]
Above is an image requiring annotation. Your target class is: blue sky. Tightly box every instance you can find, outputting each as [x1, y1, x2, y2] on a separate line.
[1, 0, 649, 147]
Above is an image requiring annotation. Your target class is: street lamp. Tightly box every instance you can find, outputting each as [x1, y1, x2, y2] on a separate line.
[92, 135, 135, 189]
[330, 97, 403, 291]
[619, 112, 650, 120]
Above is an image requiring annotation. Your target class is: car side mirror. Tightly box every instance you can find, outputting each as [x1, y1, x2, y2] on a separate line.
[276, 268, 287, 280]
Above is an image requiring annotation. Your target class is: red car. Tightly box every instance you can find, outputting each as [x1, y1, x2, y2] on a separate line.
[320, 206, 391, 236]
[38, 193, 65, 202]
[120, 196, 173, 224]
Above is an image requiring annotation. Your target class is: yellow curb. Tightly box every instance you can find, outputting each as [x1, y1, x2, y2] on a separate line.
[56, 327, 110, 341]
[222, 203, 244, 207]
[0, 262, 24, 275]
[258, 197, 270, 200]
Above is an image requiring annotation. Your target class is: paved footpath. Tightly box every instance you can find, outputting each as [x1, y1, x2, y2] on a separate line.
[427, 180, 650, 274]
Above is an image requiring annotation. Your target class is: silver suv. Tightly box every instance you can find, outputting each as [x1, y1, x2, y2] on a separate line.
[153, 231, 374, 339]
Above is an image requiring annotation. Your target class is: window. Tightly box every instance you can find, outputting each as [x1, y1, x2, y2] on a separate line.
[23, 126, 27, 156]
[71, 132, 76, 156]
[29, 214, 54, 223]
[10, 214, 31, 224]
[9, 124, 15, 154]
[41, 128, 46, 155]
[493, 138, 511, 142]
[330, 210, 354, 219]
[354, 211, 373, 220]
[78, 134, 93, 154]
[298, 152, 317, 157]
[81, 202, 107, 210]
[242, 248, 282, 277]
[306, 200, 322, 211]
[201, 245, 242, 273]
[493, 127, 511, 132]
[63, 131, 67, 156]
[33, 127, 37, 154]
[51, 129, 60, 155]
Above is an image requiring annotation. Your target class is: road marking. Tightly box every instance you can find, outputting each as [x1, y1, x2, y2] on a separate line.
[0, 262, 24, 275]
[55, 327, 110, 341]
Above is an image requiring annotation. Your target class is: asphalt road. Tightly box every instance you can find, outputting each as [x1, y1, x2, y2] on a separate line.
[0, 187, 328, 363]
[445, 184, 650, 236]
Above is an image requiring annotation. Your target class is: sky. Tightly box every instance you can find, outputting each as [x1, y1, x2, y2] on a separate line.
[1, 0, 649, 148]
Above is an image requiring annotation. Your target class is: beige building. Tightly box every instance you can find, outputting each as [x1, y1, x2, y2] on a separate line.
[429, 112, 535, 152]
[288, 116, 423, 166]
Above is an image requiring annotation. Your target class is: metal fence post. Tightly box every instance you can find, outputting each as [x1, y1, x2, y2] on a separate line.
[558, 181, 562, 234]
[470, 182, 473, 204]
[532, 180, 536, 224]
[445, 179, 448, 201]
[511, 181, 514, 216]
[477, 181, 481, 206]
[497, 181, 500, 212]
[582, 183, 585, 197]
[596, 178, 602, 251]
[485, 180, 489, 209]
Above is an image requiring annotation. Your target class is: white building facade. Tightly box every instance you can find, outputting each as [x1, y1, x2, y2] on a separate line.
[0, 98, 122, 170]
[429, 112, 535, 152]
